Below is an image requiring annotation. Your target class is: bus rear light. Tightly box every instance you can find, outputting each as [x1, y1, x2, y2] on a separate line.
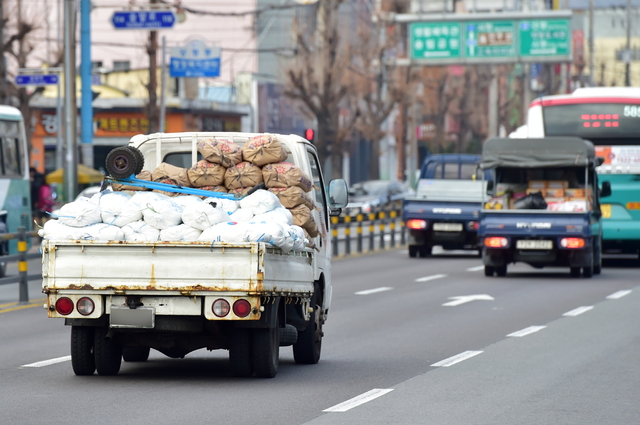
[484, 237, 509, 248]
[76, 297, 95, 316]
[407, 219, 427, 230]
[626, 202, 640, 210]
[560, 238, 586, 249]
[55, 297, 74, 316]
[233, 299, 252, 318]
[212, 299, 230, 317]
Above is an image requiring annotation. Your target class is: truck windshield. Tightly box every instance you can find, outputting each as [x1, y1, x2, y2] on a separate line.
[421, 162, 480, 180]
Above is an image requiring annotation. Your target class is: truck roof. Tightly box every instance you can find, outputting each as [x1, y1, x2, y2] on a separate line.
[480, 137, 597, 169]
[422, 154, 481, 164]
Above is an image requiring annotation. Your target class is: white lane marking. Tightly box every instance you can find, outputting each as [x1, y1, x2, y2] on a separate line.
[431, 350, 483, 367]
[355, 287, 393, 295]
[606, 290, 632, 300]
[467, 265, 485, 272]
[415, 274, 447, 283]
[442, 294, 494, 307]
[323, 389, 394, 412]
[22, 355, 71, 368]
[563, 306, 594, 317]
[507, 326, 547, 337]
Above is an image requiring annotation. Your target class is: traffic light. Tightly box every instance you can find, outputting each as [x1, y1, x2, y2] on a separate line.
[304, 128, 315, 142]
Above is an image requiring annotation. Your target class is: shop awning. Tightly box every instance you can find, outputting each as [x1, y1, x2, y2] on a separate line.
[46, 164, 105, 185]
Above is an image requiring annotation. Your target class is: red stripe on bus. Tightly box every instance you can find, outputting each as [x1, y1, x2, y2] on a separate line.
[529, 99, 542, 108]
[540, 97, 640, 106]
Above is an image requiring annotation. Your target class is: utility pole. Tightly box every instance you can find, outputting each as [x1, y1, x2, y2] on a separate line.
[625, 0, 632, 86]
[0, 0, 5, 103]
[589, 0, 594, 86]
[63, 0, 78, 202]
[147, 0, 159, 133]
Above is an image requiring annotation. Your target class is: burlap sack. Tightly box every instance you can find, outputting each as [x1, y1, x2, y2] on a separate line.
[242, 134, 288, 167]
[262, 162, 313, 192]
[187, 159, 226, 187]
[112, 170, 152, 191]
[268, 186, 315, 210]
[198, 185, 228, 194]
[289, 204, 318, 237]
[152, 163, 191, 187]
[227, 187, 251, 198]
[224, 162, 264, 190]
[197, 137, 243, 167]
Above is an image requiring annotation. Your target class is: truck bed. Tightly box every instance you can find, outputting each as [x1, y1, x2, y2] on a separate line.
[42, 240, 314, 296]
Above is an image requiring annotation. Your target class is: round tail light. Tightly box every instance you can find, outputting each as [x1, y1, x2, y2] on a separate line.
[212, 299, 230, 317]
[76, 297, 95, 316]
[55, 297, 74, 316]
[233, 299, 252, 318]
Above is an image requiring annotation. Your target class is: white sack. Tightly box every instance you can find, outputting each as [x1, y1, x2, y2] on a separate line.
[256, 222, 293, 253]
[203, 197, 239, 215]
[198, 222, 244, 243]
[77, 223, 125, 241]
[57, 201, 102, 228]
[288, 225, 307, 252]
[228, 208, 254, 223]
[99, 192, 142, 227]
[182, 202, 229, 230]
[121, 220, 160, 242]
[133, 192, 183, 230]
[39, 220, 84, 240]
[160, 224, 202, 242]
[238, 189, 282, 215]
[172, 195, 203, 210]
[251, 207, 293, 225]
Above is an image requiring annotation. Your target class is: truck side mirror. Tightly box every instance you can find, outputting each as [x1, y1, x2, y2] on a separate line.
[486, 180, 494, 196]
[600, 181, 612, 197]
[328, 179, 348, 216]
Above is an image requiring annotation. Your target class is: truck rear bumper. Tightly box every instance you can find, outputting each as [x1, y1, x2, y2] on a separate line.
[483, 247, 593, 268]
[409, 229, 478, 250]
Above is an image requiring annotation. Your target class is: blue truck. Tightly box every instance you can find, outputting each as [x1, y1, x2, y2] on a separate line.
[478, 137, 611, 278]
[402, 154, 487, 258]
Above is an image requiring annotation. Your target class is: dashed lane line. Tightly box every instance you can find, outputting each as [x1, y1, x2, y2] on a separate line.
[22, 356, 71, 368]
[415, 274, 447, 283]
[431, 350, 483, 367]
[466, 265, 485, 272]
[355, 287, 393, 295]
[507, 326, 547, 338]
[606, 290, 632, 300]
[563, 306, 594, 317]
[323, 389, 394, 412]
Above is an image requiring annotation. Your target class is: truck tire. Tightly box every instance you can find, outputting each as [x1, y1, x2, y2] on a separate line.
[122, 347, 150, 362]
[105, 147, 141, 179]
[496, 265, 507, 277]
[583, 264, 593, 278]
[71, 326, 95, 376]
[252, 324, 280, 378]
[128, 146, 145, 172]
[94, 327, 123, 376]
[409, 246, 419, 258]
[229, 329, 253, 377]
[484, 266, 495, 277]
[594, 242, 602, 275]
[293, 290, 322, 365]
[418, 245, 431, 258]
[570, 267, 581, 277]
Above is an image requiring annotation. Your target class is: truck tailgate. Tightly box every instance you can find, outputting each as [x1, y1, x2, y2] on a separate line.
[42, 240, 314, 295]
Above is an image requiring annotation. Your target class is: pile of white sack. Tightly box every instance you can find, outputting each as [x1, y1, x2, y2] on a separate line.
[39, 189, 309, 253]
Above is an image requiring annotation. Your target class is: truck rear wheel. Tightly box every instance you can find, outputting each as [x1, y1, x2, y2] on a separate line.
[484, 266, 495, 277]
[418, 245, 431, 258]
[122, 347, 150, 362]
[496, 265, 507, 277]
[583, 264, 593, 278]
[229, 329, 253, 377]
[252, 324, 280, 378]
[409, 246, 419, 258]
[94, 327, 122, 376]
[293, 290, 322, 365]
[71, 326, 95, 376]
[570, 267, 581, 277]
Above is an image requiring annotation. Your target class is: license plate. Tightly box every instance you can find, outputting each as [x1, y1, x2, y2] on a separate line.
[601, 204, 611, 219]
[110, 306, 155, 329]
[516, 240, 553, 250]
[433, 223, 463, 232]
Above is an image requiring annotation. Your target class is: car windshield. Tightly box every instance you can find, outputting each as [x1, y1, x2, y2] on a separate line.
[349, 181, 389, 197]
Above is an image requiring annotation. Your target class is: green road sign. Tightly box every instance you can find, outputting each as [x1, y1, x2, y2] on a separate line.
[465, 20, 516, 59]
[410, 22, 462, 60]
[519, 18, 570, 57]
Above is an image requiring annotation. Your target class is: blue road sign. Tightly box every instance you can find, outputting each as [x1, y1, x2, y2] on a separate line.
[15, 74, 59, 86]
[170, 40, 221, 78]
[111, 10, 176, 30]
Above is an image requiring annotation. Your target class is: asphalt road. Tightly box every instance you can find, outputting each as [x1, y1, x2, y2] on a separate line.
[1, 247, 638, 424]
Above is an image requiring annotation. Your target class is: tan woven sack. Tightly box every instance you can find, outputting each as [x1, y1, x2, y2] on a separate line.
[262, 162, 313, 192]
[242, 134, 288, 166]
[268, 186, 315, 210]
[198, 185, 228, 194]
[197, 137, 242, 167]
[224, 162, 264, 190]
[290, 204, 318, 237]
[152, 162, 191, 187]
[112, 170, 152, 191]
[187, 159, 226, 187]
[227, 187, 251, 198]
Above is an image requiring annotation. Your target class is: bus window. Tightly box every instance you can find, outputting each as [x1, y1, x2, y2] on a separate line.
[2, 136, 22, 177]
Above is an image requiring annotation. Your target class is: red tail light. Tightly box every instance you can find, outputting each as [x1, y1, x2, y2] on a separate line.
[233, 299, 252, 318]
[560, 237, 586, 249]
[484, 237, 509, 248]
[406, 219, 427, 229]
[55, 297, 74, 316]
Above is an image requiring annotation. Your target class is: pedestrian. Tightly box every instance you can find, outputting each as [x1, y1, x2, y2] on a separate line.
[30, 167, 54, 226]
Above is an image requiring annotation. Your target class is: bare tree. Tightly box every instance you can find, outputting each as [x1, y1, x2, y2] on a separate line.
[283, 0, 360, 179]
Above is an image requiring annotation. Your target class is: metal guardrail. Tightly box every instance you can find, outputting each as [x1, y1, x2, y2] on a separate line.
[0, 226, 41, 303]
[331, 210, 406, 257]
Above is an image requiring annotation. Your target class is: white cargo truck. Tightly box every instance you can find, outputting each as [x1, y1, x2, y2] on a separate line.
[42, 132, 348, 378]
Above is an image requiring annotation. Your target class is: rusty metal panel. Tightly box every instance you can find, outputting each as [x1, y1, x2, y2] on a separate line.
[108, 296, 202, 316]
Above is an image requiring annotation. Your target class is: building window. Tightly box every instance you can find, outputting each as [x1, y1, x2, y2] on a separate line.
[113, 61, 131, 72]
